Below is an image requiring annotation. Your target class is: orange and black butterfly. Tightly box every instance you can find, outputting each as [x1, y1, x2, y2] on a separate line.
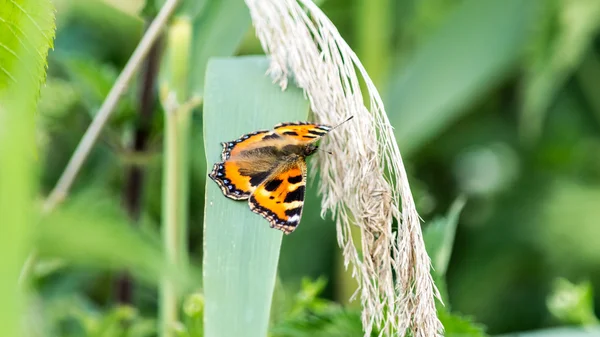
[209, 117, 352, 234]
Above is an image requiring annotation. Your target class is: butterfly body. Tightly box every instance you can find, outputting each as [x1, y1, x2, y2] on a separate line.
[209, 121, 335, 234]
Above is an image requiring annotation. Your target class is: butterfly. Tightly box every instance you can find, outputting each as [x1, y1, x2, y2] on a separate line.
[208, 116, 352, 234]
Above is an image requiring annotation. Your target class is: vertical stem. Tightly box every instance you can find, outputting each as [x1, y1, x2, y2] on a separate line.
[159, 17, 192, 337]
[356, 0, 391, 86]
[161, 103, 192, 336]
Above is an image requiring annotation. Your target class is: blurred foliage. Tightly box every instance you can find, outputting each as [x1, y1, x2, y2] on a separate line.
[42, 299, 156, 337]
[424, 199, 488, 337]
[35, 189, 199, 289]
[19, 0, 600, 335]
[269, 278, 368, 337]
[547, 278, 599, 326]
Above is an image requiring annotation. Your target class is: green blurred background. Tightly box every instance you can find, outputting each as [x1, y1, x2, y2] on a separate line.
[31, 0, 600, 335]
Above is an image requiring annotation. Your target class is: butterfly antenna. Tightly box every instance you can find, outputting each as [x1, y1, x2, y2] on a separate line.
[318, 116, 352, 155]
[329, 115, 354, 132]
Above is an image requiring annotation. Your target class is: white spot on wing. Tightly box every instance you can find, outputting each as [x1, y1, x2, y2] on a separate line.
[288, 184, 297, 191]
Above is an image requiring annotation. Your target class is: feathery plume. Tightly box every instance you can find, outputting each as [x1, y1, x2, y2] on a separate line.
[244, 0, 443, 336]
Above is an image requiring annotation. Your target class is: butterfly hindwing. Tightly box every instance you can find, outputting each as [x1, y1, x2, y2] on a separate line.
[274, 122, 332, 143]
[248, 160, 307, 234]
[210, 161, 255, 200]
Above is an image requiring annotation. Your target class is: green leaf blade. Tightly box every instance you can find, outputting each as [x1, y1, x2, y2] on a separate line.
[202, 56, 309, 337]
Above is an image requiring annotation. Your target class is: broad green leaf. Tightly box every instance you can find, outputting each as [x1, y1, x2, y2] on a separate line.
[386, 0, 537, 154]
[203, 56, 309, 337]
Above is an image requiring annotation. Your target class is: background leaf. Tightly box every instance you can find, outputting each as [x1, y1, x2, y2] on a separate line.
[189, 0, 251, 96]
[36, 189, 198, 291]
[386, 0, 537, 154]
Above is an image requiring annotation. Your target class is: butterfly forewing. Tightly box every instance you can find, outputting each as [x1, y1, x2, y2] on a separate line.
[209, 130, 276, 200]
[274, 122, 332, 143]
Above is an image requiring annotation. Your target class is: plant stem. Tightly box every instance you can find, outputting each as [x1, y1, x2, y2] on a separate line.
[159, 18, 193, 337]
[160, 101, 192, 337]
[356, 0, 391, 86]
[18, 0, 180, 285]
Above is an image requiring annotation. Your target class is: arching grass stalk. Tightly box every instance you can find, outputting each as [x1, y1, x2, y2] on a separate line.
[244, 1, 442, 336]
